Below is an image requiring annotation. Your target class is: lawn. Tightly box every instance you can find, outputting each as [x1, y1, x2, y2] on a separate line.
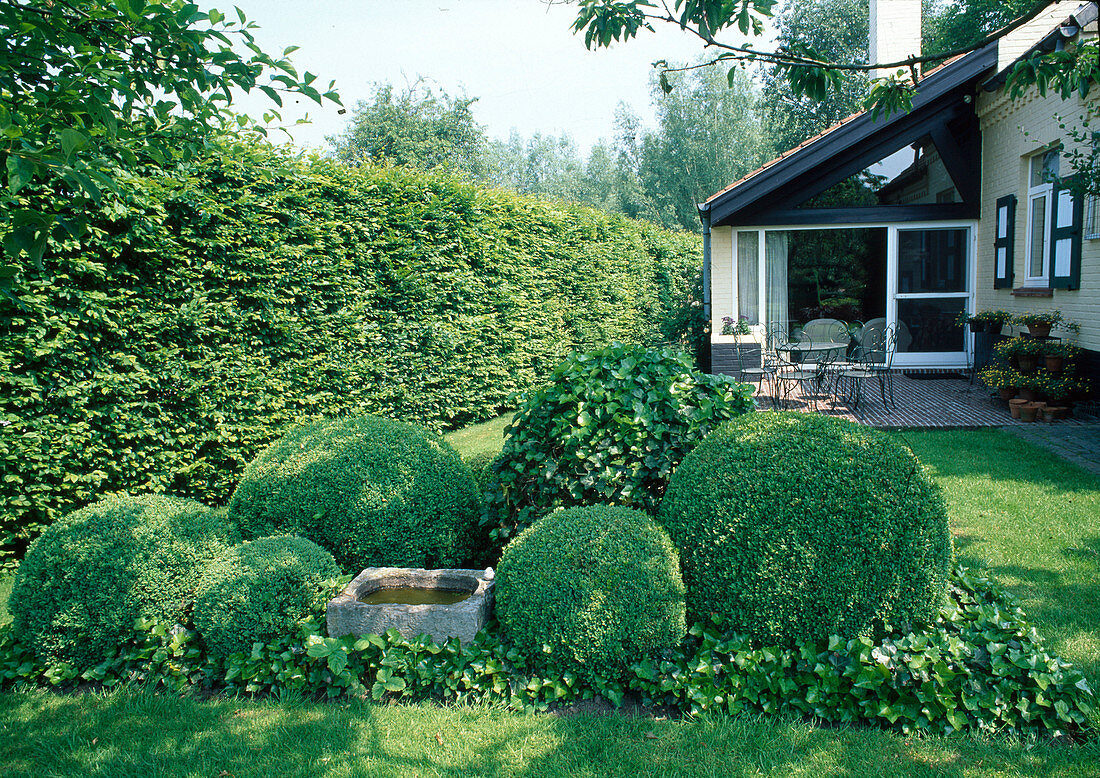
[1, 424, 1099, 777]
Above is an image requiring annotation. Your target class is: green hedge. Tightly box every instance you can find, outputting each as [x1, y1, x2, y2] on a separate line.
[8, 495, 231, 668]
[193, 535, 340, 660]
[658, 413, 953, 642]
[495, 505, 686, 679]
[0, 137, 702, 563]
[228, 415, 480, 571]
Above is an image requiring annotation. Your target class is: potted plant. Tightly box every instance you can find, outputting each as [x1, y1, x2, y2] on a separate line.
[958, 309, 1013, 336]
[1042, 341, 1079, 374]
[978, 367, 1020, 401]
[1014, 310, 1071, 339]
[1018, 402, 1041, 423]
[720, 315, 753, 337]
[994, 338, 1043, 373]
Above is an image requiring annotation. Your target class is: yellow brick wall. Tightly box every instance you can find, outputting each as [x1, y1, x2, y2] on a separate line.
[710, 225, 734, 340]
[976, 84, 1099, 351]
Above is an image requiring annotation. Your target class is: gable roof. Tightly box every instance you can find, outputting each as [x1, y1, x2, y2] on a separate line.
[701, 42, 998, 227]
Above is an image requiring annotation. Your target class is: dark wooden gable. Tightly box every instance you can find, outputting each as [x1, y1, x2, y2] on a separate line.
[703, 43, 999, 228]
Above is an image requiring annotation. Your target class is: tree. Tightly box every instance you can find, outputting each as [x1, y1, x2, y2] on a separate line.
[483, 131, 586, 200]
[570, 1, 1098, 118]
[327, 81, 486, 174]
[620, 64, 770, 232]
[923, 0, 1038, 56]
[0, 0, 338, 280]
[761, 0, 868, 154]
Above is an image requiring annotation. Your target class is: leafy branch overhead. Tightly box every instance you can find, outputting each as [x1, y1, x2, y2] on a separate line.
[0, 0, 341, 274]
[570, 0, 1099, 116]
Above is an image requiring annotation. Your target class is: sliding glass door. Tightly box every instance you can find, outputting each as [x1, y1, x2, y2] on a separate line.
[889, 226, 973, 368]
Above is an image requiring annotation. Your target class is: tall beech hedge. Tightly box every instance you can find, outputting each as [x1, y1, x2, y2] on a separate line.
[0, 138, 702, 562]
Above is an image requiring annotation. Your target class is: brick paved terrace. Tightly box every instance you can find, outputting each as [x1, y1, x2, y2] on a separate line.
[737, 370, 1099, 431]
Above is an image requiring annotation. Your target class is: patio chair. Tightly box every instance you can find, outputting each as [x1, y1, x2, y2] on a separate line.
[733, 330, 774, 400]
[840, 324, 897, 412]
[774, 331, 825, 410]
[799, 318, 847, 346]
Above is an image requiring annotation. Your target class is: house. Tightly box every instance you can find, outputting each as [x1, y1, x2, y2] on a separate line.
[701, 0, 1099, 390]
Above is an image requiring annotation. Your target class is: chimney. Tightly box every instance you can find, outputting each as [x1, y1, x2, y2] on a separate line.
[869, 0, 922, 81]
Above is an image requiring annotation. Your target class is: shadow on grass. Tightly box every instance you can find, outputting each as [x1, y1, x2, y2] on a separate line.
[4, 689, 1098, 778]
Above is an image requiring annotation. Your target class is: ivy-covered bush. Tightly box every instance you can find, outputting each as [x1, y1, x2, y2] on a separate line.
[481, 343, 754, 546]
[658, 412, 952, 642]
[193, 535, 340, 660]
[228, 415, 480, 571]
[495, 505, 686, 679]
[8, 495, 231, 668]
[0, 569, 1093, 740]
[0, 137, 702, 565]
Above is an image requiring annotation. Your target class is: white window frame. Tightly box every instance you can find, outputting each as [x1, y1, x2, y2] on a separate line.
[1024, 149, 1058, 285]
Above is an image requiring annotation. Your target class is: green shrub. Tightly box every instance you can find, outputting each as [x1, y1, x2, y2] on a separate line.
[481, 342, 754, 547]
[495, 505, 686, 680]
[1, 137, 702, 566]
[8, 495, 231, 668]
[193, 535, 339, 660]
[228, 415, 480, 571]
[657, 412, 952, 643]
[1, 569, 1091, 739]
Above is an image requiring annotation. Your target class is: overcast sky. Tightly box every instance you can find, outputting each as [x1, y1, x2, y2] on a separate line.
[228, 0, 767, 156]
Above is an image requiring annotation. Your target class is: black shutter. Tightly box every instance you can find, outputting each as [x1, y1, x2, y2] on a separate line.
[1050, 176, 1083, 290]
[993, 194, 1015, 289]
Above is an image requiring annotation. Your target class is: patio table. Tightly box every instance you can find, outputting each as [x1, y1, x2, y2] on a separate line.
[775, 341, 848, 364]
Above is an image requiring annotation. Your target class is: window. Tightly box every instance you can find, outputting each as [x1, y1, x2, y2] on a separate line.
[1024, 149, 1059, 285]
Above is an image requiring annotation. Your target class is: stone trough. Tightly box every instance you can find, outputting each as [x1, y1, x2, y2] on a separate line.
[326, 567, 494, 645]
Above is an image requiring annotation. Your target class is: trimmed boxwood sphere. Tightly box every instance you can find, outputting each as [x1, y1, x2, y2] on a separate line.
[496, 505, 686, 679]
[227, 415, 481, 571]
[9, 495, 231, 668]
[193, 535, 339, 660]
[657, 412, 952, 643]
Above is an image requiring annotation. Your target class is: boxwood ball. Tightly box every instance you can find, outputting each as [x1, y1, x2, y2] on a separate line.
[495, 505, 686, 679]
[227, 415, 480, 571]
[9, 495, 231, 668]
[657, 412, 952, 643]
[193, 535, 339, 660]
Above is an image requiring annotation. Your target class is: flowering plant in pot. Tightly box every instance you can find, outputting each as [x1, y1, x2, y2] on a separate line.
[720, 315, 752, 337]
[1014, 310, 1068, 338]
[994, 337, 1044, 373]
[957, 309, 1013, 335]
[978, 367, 1021, 401]
[1042, 341, 1079, 374]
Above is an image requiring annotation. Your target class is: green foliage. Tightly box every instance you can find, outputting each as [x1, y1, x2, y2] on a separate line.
[0, 569, 1092, 739]
[482, 342, 755, 547]
[8, 495, 231, 669]
[0, 0, 339, 274]
[0, 138, 701, 565]
[761, 0, 867, 153]
[193, 535, 340, 660]
[495, 505, 686, 679]
[327, 81, 485, 173]
[657, 412, 953, 642]
[228, 415, 480, 571]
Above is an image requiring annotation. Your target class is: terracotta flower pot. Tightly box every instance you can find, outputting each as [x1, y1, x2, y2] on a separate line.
[1045, 355, 1063, 373]
[1019, 403, 1040, 423]
[1009, 398, 1028, 419]
[1017, 354, 1038, 373]
[998, 387, 1018, 402]
[1018, 388, 1039, 402]
[1043, 406, 1067, 422]
[1027, 323, 1052, 338]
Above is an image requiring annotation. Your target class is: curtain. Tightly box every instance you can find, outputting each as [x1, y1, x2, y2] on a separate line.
[736, 231, 759, 324]
[765, 231, 789, 336]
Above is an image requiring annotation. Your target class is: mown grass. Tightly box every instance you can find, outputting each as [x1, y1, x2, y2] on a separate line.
[443, 413, 512, 464]
[2, 687, 1098, 778]
[2, 424, 1099, 776]
[899, 428, 1100, 688]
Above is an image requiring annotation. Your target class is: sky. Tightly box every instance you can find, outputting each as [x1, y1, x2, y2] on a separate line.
[227, 0, 766, 156]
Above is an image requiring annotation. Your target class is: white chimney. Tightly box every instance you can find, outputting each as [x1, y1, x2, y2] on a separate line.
[869, 0, 923, 81]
